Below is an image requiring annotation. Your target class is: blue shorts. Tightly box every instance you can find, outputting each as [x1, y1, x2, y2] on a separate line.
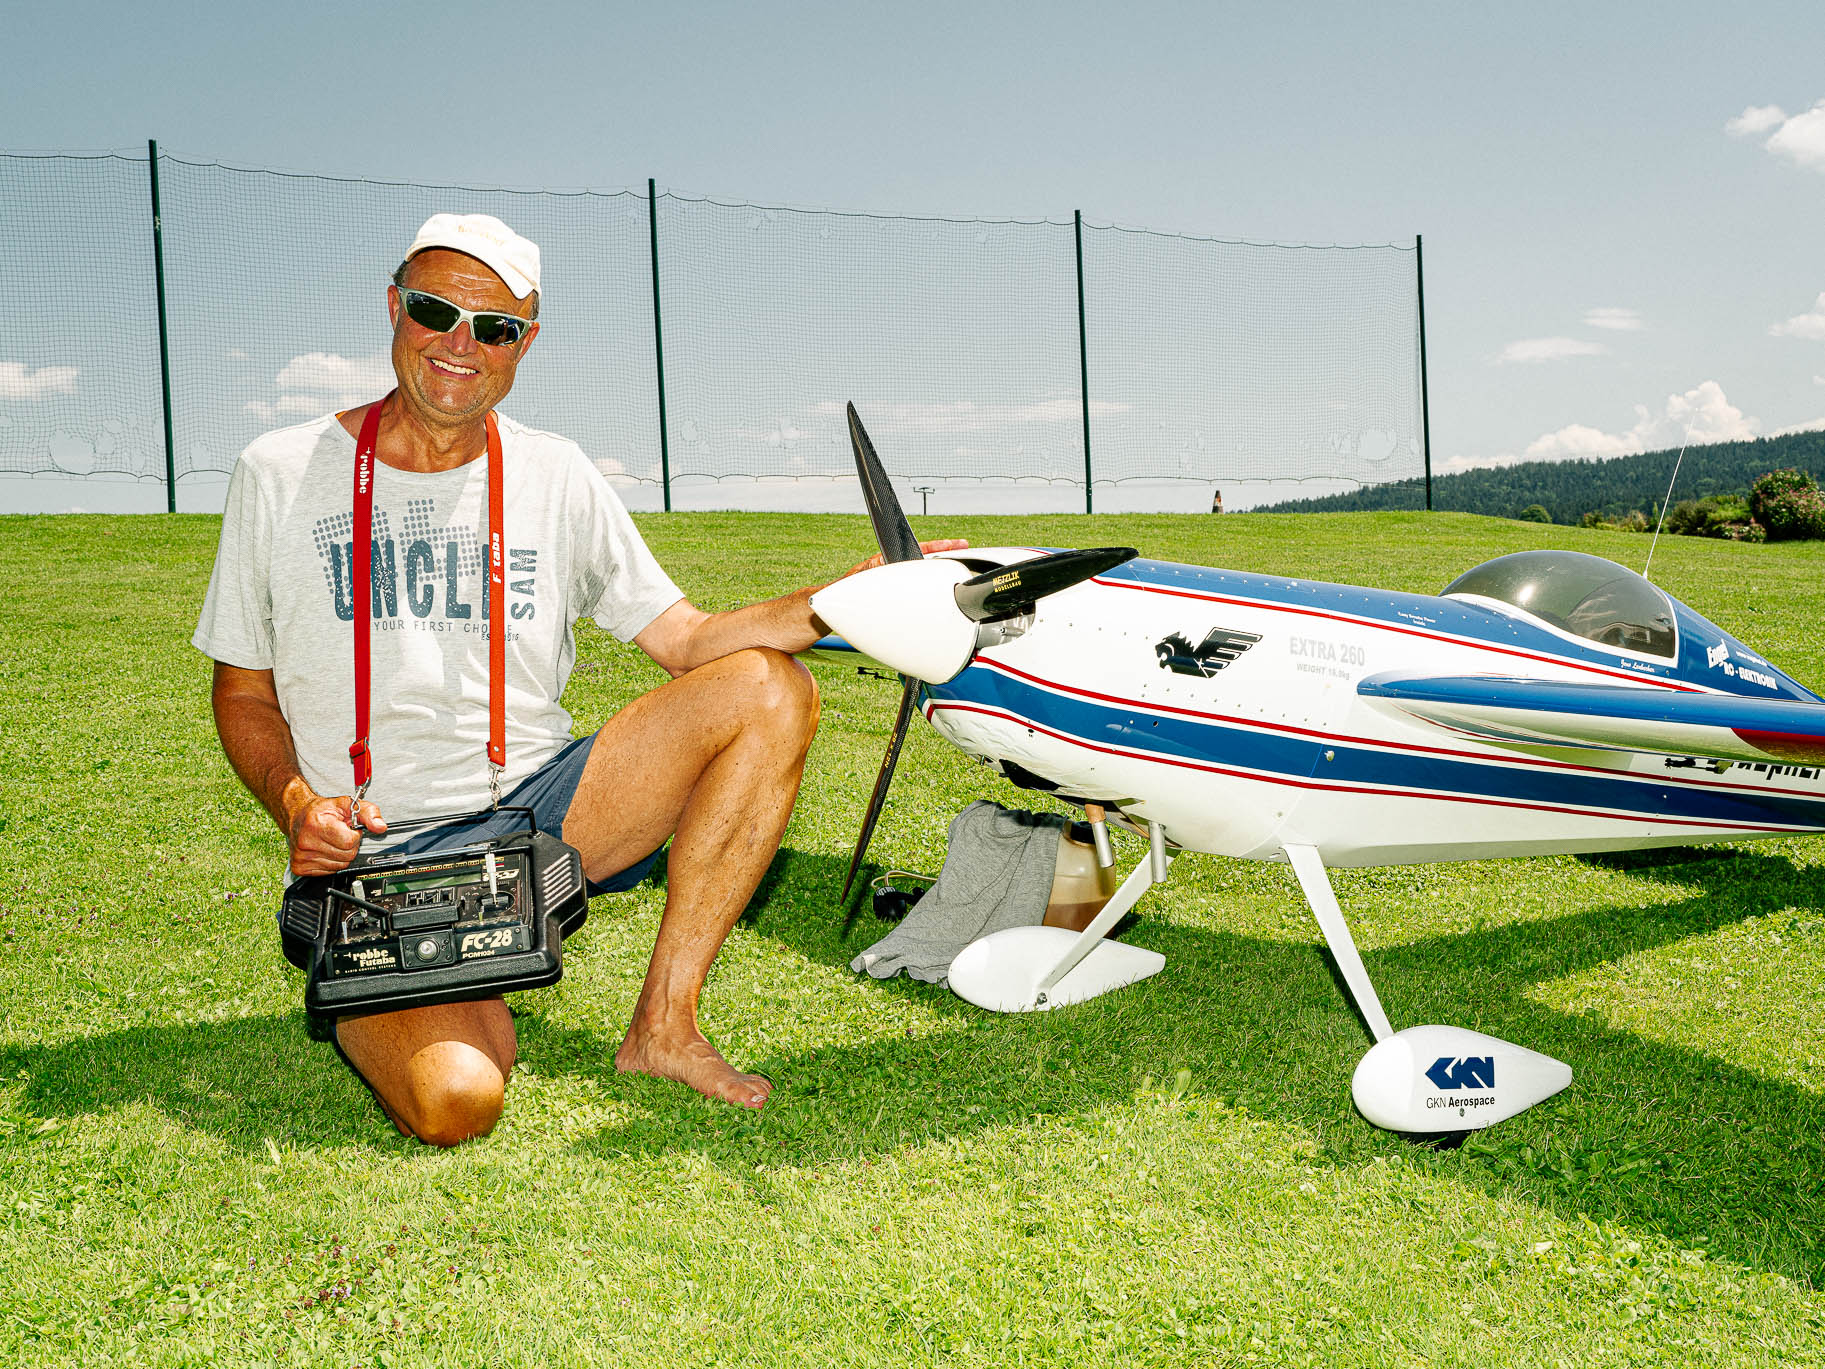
[385, 732, 664, 896]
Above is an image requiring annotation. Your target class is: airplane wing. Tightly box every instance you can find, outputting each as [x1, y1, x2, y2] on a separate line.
[799, 634, 891, 673]
[1359, 672, 1825, 766]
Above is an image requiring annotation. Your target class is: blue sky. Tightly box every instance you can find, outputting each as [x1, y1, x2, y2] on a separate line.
[5, 0, 1824, 513]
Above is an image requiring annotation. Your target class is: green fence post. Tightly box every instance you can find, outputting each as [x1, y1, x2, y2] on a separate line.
[1416, 233, 1433, 512]
[648, 178, 672, 512]
[1074, 209, 1092, 515]
[148, 139, 177, 512]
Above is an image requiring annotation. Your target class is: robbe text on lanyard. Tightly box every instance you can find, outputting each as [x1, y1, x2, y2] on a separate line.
[277, 397, 590, 1019]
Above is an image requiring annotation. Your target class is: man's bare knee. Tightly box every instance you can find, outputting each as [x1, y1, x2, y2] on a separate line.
[403, 1044, 506, 1148]
[727, 647, 820, 745]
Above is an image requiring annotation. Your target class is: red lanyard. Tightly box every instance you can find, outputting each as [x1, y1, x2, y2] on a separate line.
[348, 397, 507, 808]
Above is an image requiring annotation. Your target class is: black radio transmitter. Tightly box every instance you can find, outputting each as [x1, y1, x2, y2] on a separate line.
[279, 807, 590, 1019]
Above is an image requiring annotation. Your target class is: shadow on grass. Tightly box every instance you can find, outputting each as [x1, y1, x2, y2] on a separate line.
[6, 845, 1821, 1284]
[0, 1012, 384, 1150]
[569, 845, 1825, 1286]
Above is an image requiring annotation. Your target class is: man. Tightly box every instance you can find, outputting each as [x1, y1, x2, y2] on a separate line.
[195, 213, 957, 1145]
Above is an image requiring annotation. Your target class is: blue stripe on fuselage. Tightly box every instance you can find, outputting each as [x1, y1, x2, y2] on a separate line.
[929, 661, 1825, 831]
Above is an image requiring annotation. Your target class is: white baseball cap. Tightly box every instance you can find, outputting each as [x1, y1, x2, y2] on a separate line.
[404, 213, 541, 300]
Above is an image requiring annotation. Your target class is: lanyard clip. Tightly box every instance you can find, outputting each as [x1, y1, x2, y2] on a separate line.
[488, 763, 504, 811]
[348, 737, 373, 830]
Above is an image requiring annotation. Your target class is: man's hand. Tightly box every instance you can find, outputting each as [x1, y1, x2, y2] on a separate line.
[843, 539, 970, 577]
[213, 661, 391, 873]
[635, 538, 972, 678]
[288, 795, 388, 877]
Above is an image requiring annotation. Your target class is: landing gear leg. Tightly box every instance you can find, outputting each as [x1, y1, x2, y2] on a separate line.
[1283, 844, 1393, 1042]
[1280, 843, 1572, 1137]
[949, 820, 1170, 1012]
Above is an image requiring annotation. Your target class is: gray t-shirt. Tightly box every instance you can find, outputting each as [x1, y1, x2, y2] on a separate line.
[193, 411, 683, 834]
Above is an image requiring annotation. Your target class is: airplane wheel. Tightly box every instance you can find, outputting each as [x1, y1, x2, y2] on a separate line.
[871, 884, 922, 922]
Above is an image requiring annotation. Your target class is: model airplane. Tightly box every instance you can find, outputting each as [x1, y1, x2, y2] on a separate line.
[806, 405, 1825, 1140]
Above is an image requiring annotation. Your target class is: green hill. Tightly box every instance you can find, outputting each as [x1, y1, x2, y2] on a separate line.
[1260, 429, 1825, 523]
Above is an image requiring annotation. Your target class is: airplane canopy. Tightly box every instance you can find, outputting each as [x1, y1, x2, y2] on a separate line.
[1442, 550, 1676, 659]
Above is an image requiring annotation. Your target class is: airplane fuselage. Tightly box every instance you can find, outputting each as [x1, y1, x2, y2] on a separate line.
[920, 554, 1825, 867]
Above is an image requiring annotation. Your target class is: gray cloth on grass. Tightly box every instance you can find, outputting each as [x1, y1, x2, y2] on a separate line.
[852, 800, 1063, 984]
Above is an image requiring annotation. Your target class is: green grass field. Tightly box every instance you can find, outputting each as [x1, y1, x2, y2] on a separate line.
[3, 510, 1823, 1367]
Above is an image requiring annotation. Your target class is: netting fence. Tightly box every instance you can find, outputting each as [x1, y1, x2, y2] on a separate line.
[2, 146, 1431, 510]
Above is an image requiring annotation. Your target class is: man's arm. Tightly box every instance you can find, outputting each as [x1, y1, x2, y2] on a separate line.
[632, 540, 967, 678]
[210, 661, 385, 874]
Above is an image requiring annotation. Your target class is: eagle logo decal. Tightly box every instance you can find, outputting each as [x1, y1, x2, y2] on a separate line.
[1155, 627, 1262, 678]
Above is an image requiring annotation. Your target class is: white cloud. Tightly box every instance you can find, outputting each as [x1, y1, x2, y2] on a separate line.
[1726, 104, 1788, 137]
[243, 394, 330, 423]
[1583, 306, 1643, 332]
[749, 420, 805, 449]
[1438, 451, 1525, 475]
[0, 362, 78, 400]
[1771, 292, 1825, 340]
[1772, 416, 1825, 436]
[1525, 423, 1642, 462]
[245, 352, 393, 425]
[273, 352, 393, 402]
[1728, 99, 1825, 172]
[1524, 381, 1758, 462]
[1768, 103, 1825, 171]
[1496, 337, 1609, 364]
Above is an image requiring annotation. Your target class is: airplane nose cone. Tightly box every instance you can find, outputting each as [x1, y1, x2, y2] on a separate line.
[810, 559, 977, 683]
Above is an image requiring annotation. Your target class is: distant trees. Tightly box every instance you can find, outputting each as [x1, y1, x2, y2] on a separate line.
[1262, 431, 1825, 547]
[1262, 430, 1825, 524]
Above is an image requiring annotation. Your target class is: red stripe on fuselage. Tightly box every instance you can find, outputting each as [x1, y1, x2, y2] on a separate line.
[969, 656, 1825, 802]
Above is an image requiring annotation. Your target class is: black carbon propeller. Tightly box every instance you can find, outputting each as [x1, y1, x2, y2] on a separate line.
[839, 403, 924, 902]
[849, 402, 923, 567]
[837, 402, 1138, 902]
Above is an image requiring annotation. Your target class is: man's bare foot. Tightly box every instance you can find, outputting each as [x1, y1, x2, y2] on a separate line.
[615, 1026, 771, 1109]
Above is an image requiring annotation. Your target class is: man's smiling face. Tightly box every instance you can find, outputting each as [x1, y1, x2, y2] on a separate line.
[387, 248, 538, 427]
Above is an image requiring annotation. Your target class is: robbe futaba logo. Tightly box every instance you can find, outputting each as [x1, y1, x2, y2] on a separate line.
[1155, 626, 1262, 678]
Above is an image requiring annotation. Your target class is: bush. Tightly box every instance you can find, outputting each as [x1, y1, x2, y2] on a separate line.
[1762, 488, 1825, 540]
[1705, 494, 1753, 530]
[1665, 499, 1707, 536]
[1667, 494, 1754, 539]
[1519, 504, 1552, 524]
[1760, 489, 1825, 541]
[1578, 509, 1650, 532]
[1749, 467, 1812, 514]
[1749, 469, 1825, 540]
[1725, 520, 1768, 543]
